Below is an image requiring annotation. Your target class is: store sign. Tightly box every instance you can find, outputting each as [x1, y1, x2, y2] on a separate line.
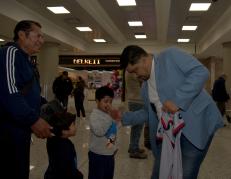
[73, 58, 101, 65]
[59, 55, 120, 70]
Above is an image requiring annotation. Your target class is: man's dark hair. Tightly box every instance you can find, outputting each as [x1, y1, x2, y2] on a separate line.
[95, 86, 114, 101]
[120, 45, 148, 69]
[13, 20, 41, 42]
[62, 71, 68, 76]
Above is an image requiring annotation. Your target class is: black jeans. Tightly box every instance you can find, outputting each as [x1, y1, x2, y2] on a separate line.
[75, 100, 85, 117]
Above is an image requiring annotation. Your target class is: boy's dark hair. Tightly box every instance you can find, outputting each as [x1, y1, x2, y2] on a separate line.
[13, 20, 41, 42]
[95, 86, 114, 101]
[40, 99, 76, 136]
[120, 45, 148, 69]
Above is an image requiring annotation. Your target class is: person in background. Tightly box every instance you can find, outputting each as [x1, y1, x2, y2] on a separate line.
[88, 86, 118, 179]
[212, 74, 231, 123]
[119, 45, 223, 179]
[0, 20, 52, 179]
[73, 81, 86, 120]
[125, 72, 147, 159]
[52, 71, 73, 110]
[78, 76, 87, 89]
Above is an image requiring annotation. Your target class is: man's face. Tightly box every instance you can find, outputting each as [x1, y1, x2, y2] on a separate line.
[126, 56, 150, 81]
[62, 74, 68, 80]
[97, 96, 113, 114]
[20, 24, 44, 55]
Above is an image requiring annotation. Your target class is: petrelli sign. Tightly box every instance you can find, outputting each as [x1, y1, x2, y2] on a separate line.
[59, 55, 120, 67]
[73, 58, 101, 65]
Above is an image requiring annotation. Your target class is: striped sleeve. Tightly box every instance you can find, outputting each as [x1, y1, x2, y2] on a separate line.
[6, 46, 18, 94]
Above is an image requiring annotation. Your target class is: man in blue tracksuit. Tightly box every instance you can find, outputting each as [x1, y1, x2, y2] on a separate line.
[0, 20, 53, 179]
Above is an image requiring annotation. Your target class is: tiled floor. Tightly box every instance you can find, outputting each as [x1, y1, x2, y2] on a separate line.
[29, 97, 231, 179]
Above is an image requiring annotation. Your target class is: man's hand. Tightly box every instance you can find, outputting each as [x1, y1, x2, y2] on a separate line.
[162, 100, 179, 114]
[61, 122, 76, 138]
[109, 108, 122, 122]
[31, 118, 53, 139]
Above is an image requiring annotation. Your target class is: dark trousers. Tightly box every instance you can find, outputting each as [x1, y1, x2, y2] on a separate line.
[88, 151, 114, 179]
[216, 101, 226, 116]
[59, 96, 69, 109]
[144, 123, 151, 150]
[0, 123, 31, 179]
[75, 100, 85, 117]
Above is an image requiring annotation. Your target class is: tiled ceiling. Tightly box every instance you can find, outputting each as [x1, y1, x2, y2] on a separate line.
[0, 0, 231, 57]
[98, 0, 157, 41]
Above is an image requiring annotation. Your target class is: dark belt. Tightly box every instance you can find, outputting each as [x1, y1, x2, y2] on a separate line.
[150, 103, 157, 113]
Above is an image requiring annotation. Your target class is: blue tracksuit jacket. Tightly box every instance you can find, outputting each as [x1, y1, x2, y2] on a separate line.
[0, 43, 41, 127]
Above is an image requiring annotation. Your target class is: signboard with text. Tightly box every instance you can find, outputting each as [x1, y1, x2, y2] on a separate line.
[59, 55, 120, 70]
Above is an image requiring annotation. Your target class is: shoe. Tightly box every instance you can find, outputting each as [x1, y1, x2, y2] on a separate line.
[129, 152, 147, 159]
[144, 142, 151, 150]
[128, 148, 145, 153]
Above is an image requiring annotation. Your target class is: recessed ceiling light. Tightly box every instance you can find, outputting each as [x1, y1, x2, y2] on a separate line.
[189, 3, 211, 11]
[128, 21, 143, 27]
[182, 26, 198, 31]
[93, 39, 106, 43]
[116, 0, 136, 6]
[135, 34, 147, 39]
[177, 39, 190, 43]
[0, 38, 5, 41]
[47, 6, 70, 14]
[76, 27, 92, 31]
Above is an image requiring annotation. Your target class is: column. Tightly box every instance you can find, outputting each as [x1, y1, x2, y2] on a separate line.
[222, 42, 231, 91]
[210, 57, 216, 91]
[37, 42, 60, 100]
[222, 42, 231, 111]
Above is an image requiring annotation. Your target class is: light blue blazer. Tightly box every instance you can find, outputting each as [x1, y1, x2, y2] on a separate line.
[122, 47, 223, 156]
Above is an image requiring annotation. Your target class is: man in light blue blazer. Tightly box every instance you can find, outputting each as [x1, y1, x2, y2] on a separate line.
[120, 45, 223, 179]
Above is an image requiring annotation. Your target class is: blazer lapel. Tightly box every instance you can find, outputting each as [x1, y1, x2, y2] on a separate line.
[153, 54, 163, 103]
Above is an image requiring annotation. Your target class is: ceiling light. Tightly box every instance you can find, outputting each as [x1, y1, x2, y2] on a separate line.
[47, 6, 70, 14]
[189, 3, 211, 11]
[182, 26, 198, 31]
[177, 39, 190, 43]
[116, 0, 136, 6]
[0, 38, 5, 41]
[76, 27, 92, 31]
[93, 39, 106, 43]
[135, 34, 147, 39]
[128, 21, 143, 26]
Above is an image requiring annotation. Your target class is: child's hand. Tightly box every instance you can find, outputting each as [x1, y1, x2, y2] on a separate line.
[61, 122, 76, 138]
